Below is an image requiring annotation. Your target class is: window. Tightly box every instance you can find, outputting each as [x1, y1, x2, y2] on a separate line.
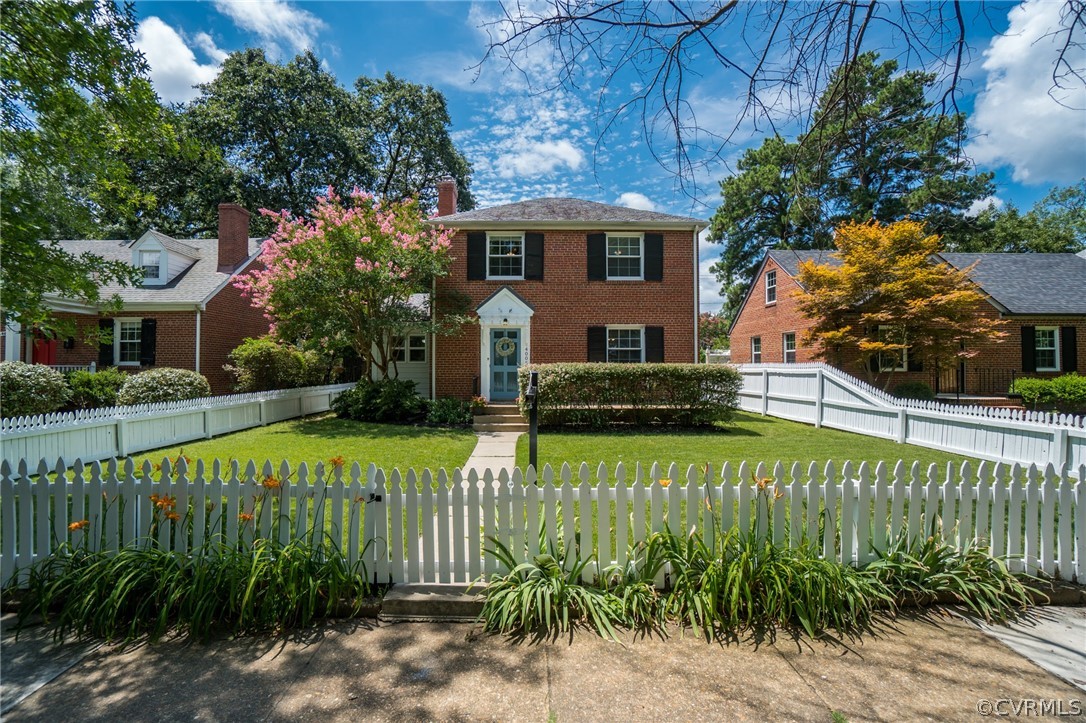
[607, 327, 644, 363]
[607, 234, 643, 279]
[782, 332, 796, 363]
[392, 335, 427, 363]
[1035, 327, 1059, 371]
[765, 270, 777, 304]
[115, 319, 141, 365]
[877, 325, 908, 372]
[488, 233, 523, 279]
[140, 251, 161, 280]
[751, 337, 762, 364]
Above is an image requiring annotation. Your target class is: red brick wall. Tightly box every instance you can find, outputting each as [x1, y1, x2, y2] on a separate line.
[729, 257, 819, 365]
[730, 259, 1086, 394]
[51, 310, 198, 375]
[201, 268, 272, 393]
[434, 228, 698, 399]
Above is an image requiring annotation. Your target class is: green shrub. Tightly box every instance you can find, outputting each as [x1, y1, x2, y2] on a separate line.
[0, 361, 70, 417]
[1009, 373, 1086, 412]
[891, 381, 935, 401]
[20, 537, 370, 642]
[67, 367, 129, 409]
[225, 336, 326, 392]
[426, 397, 473, 425]
[117, 367, 212, 406]
[331, 378, 426, 423]
[517, 363, 742, 428]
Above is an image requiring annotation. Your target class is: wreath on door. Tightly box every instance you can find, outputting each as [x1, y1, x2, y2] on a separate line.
[494, 337, 516, 357]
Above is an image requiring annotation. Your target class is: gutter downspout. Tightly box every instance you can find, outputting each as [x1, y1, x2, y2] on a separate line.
[194, 307, 202, 374]
[693, 227, 700, 363]
[430, 278, 437, 401]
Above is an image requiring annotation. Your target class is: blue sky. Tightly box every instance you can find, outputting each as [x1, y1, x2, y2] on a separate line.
[132, 1, 1086, 311]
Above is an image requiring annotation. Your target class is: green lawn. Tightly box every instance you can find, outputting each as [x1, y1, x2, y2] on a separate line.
[133, 414, 479, 473]
[515, 411, 980, 479]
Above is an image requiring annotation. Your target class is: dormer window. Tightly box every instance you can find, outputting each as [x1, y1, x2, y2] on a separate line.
[140, 251, 161, 280]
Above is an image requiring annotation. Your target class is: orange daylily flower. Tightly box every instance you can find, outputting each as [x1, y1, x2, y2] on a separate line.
[68, 519, 89, 532]
[262, 475, 282, 490]
[238, 512, 254, 524]
[659, 478, 672, 488]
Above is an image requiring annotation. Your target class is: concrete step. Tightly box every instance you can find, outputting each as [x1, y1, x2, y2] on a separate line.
[473, 422, 528, 433]
[380, 583, 486, 621]
[482, 403, 521, 415]
[474, 414, 525, 424]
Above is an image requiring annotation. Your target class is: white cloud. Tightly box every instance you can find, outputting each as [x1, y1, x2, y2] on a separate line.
[965, 195, 1005, 217]
[698, 228, 726, 312]
[212, 0, 325, 56]
[192, 32, 229, 64]
[967, 0, 1086, 184]
[615, 192, 658, 212]
[495, 140, 585, 178]
[135, 18, 222, 104]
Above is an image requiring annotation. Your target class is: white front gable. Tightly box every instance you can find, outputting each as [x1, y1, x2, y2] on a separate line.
[131, 231, 197, 286]
[476, 286, 534, 325]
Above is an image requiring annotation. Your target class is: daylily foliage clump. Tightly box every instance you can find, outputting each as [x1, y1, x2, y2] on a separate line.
[236, 189, 459, 378]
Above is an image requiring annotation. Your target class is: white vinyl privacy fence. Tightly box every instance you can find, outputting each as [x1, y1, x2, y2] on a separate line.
[738, 364, 1085, 475]
[0, 384, 354, 467]
[3, 456, 1083, 586]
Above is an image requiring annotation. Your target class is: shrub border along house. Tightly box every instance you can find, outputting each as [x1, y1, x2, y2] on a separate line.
[516, 363, 743, 427]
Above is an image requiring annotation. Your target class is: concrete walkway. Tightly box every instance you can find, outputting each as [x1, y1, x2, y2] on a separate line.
[461, 431, 521, 476]
[969, 607, 1086, 692]
[5, 614, 1085, 722]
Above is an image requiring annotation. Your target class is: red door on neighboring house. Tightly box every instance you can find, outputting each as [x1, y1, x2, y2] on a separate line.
[32, 333, 57, 365]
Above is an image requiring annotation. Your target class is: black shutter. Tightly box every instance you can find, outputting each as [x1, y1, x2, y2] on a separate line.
[467, 232, 486, 280]
[868, 355, 880, 373]
[1021, 326, 1036, 372]
[1061, 326, 1078, 372]
[97, 318, 114, 367]
[587, 326, 607, 362]
[139, 318, 157, 366]
[644, 233, 663, 281]
[524, 232, 544, 280]
[587, 233, 606, 280]
[907, 350, 923, 372]
[645, 326, 664, 362]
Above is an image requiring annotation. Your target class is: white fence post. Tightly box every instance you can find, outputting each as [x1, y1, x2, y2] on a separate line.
[896, 408, 907, 444]
[761, 369, 769, 416]
[814, 368, 824, 429]
[1051, 428, 1068, 468]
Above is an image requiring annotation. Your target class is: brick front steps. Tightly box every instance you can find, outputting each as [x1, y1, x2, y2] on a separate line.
[473, 403, 527, 433]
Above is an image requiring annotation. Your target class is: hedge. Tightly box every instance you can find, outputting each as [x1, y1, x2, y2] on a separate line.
[1009, 373, 1086, 413]
[117, 368, 212, 405]
[516, 363, 742, 427]
[0, 361, 70, 417]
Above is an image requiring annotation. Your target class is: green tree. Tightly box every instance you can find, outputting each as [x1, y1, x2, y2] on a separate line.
[354, 72, 474, 213]
[698, 312, 731, 359]
[709, 53, 994, 319]
[186, 49, 367, 232]
[1, 0, 163, 330]
[960, 181, 1086, 254]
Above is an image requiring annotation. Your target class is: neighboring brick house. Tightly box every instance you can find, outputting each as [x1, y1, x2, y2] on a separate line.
[730, 249, 1086, 395]
[2, 204, 270, 394]
[427, 180, 704, 400]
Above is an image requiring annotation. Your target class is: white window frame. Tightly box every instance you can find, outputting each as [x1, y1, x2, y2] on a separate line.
[486, 231, 525, 280]
[877, 325, 908, 372]
[1035, 326, 1060, 372]
[605, 232, 644, 280]
[782, 332, 796, 364]
[606, 325, 645, 363]
[751, 336, 762, 364]
[139, 250, 162, 282]
[392, 334, 427, 363]
[114, 318, 142, 367]
[765, 270, 777, 304]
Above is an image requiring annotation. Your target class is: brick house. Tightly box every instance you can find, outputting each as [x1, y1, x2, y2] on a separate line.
[729, 249, 1086, 395]
[426, 180, 705, 400]
[2, 204, 270, 394]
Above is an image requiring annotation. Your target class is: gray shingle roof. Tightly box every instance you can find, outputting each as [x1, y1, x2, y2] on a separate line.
[52, 236, 262, 306]
[431, 198, 705, 228]
[766, 248, 1086, 315]
[939, 253, 1086, 315]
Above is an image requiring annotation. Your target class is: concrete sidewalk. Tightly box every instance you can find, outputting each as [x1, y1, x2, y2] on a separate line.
[461, 431, 521, 476]
[5, 613, 1084, 722]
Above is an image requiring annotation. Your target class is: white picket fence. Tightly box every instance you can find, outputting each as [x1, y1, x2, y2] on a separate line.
[0, 383, 354, 467]
[3, 456, 1083, 587]
[738, 364, 1085, 475]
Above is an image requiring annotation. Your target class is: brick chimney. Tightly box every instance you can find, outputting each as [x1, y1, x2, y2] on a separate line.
[436, 177, 458, 217]
[217, 203, 251, 271]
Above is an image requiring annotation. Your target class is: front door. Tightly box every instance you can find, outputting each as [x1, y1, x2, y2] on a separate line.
[490, 329, 521, 400]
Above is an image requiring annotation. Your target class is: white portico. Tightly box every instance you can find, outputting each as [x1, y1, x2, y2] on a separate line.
[476, 286, 534, 401]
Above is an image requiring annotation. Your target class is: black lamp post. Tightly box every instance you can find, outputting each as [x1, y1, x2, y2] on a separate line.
[525, 370, 539, 475]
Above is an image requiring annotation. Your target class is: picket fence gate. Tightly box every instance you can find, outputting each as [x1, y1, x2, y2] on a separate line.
[2, 456, 1084, 587]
